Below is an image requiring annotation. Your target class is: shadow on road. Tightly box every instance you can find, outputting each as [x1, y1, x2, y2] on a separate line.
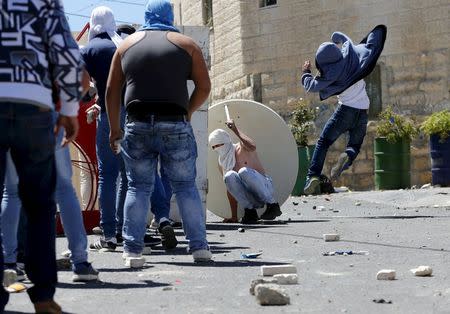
[247, 229, 450, 253]
[278, 219, 331, 224]
[148, 260, 289, 267]
[95, 265, 153, 272]
[205, 223, 281, 231]
[57, 280, 170, 290]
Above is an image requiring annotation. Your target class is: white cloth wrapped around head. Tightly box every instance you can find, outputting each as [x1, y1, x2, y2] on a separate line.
[88, 6, 123, 48]
[208, 129, 236, 173]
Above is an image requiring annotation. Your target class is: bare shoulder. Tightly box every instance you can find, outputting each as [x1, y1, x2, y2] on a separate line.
[167, 32, 198, 56]
[117, 32, 146, 56]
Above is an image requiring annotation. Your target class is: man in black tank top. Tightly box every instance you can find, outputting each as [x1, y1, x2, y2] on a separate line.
[105, 0, 212, 265]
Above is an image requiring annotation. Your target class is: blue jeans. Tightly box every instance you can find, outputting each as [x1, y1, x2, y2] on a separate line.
[121, 120, 208, 254]
[308, 104, 368, 177]
[150, 172, 170, 223]
[224, 167, 275, 209]
[1, 129, 88, 266]
[0, 103, 57, 305]
[96, 110, 127, 238]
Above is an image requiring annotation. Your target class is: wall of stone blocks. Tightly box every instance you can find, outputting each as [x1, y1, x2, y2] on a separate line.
[172, 0, 204, 26]
[175, 0, 449, 189]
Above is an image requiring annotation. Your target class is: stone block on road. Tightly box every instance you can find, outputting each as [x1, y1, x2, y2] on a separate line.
[255, 284, 290, 305]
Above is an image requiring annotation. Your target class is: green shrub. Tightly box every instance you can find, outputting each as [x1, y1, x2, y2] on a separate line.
[420, 110, 450, 142]
[289, 99, 318, 147]
[376, 106, 419, 143]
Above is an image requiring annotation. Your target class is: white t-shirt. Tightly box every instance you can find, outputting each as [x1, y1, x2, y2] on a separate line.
[337, 80, 370, 110]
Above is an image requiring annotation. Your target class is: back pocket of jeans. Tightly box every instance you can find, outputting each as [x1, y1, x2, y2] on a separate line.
[162, 133, 192, 161]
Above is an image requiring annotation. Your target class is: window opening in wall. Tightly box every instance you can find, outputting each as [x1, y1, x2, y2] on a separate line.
[202, 0, 213, 27]
[259, 0, 277, 8]
[365, 64, 382, 119]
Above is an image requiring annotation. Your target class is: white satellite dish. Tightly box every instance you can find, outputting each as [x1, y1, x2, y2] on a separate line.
[207, 99, 298, 219]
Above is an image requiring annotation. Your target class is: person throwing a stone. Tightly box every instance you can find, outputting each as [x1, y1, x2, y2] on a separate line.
[301, 25, 387, 195]
[209, 120, 281, 224]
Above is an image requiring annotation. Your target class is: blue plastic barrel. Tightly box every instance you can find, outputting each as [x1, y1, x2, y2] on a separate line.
[430, 134, 450, 186]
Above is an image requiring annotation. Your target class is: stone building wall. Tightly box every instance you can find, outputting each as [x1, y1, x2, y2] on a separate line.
[174, 0, 449, 190]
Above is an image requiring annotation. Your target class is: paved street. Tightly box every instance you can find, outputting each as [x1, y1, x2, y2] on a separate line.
[5, 187, 450, 314]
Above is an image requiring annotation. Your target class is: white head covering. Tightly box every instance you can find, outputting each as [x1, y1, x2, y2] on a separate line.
[88, 6, 123, 48]
[208, 129, 236, 173]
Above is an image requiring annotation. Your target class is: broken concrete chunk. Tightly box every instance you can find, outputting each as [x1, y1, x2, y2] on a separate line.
[255, 284, 290, 305]
[410, 266, 432, 277]
[274, 274, 298, 285]
[238, 228, 245, 233]
[323, 234, 340, 242]
[317, 206, 326, 211]
[261, 264, 297, 276]
[355, 202, 361, 206]
[376, 269, 396, 280]
[249, 278, 277, 295]
[421, 183, 432, 189]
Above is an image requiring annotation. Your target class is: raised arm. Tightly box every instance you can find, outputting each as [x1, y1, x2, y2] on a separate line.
[225, 119, 256, 151]
[301, 73, 334, 93]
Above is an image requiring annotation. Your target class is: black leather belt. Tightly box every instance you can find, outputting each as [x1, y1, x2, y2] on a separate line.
[127, 114, 186, 123]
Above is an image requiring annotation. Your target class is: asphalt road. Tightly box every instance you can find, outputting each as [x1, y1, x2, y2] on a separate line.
[5, 187, 450, 314]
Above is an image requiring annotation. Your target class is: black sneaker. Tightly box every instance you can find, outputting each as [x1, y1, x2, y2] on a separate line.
[116, 233, 123, 245]
[89, 238, 117, 252]
[158, 222, 178, 250]
[241, 208, 259, 224]
[144, 234, 162, 247]
[304, 176, 321, 195]
[72, 262, 99, 282]
[260, 203, 282, 220]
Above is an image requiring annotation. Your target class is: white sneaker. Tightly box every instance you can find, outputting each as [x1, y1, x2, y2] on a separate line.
[122, 251, 143, 259]
[142, 247, 152, 255]
[60, 249, 71, 258]
[192, 249, 212, 262]
[123, 252, 146, 268]
[3, 269, 18, 286]
[150, 218, 159, 229]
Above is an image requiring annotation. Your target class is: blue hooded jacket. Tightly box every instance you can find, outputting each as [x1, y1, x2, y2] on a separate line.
[301, 25, 387, 100]
[141, 0, 179, 32]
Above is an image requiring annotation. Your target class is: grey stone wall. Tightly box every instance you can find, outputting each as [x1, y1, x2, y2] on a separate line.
[172, 0, 449, 190]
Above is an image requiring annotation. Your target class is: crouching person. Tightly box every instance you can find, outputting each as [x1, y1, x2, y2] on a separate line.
[209, 120, 281, 224]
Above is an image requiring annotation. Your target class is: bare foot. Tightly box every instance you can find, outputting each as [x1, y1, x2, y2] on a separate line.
[222, 218, 238, 223]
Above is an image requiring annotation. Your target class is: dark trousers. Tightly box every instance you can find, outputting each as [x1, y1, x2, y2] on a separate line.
[308, 104, 368, 177]
[0, 102, 57, 307]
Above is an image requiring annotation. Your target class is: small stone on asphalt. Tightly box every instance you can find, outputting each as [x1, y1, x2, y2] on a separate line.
[249, 279, 277, 295]
[274, 274, 298, 285]
[376, 269, 396, 280]
[255, 284, 290, 305]
[410, 266, 432, 277]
